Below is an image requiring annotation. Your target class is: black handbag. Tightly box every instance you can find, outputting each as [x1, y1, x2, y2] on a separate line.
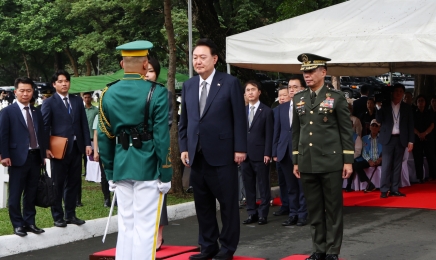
[35, 167, 57, 208]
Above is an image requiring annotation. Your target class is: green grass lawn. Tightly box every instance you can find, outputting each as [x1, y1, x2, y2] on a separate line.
[0, 177, 194, 236]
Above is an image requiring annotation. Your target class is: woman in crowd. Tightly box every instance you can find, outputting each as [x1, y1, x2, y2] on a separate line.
[413, 95, 436, 183]
[145, 56, 168, 250]
[348, 103, 362, 136]
[360, 98, 376, 136]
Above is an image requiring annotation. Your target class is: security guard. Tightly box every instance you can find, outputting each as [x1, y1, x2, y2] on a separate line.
[98, 40, 172, 260]
[292, 54, 354, 260]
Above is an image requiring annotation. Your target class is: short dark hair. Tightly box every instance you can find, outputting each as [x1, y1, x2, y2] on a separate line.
[288, 75, 306, 88]
[147, 56, 161, 79]
[360, 84, 369, 95]
[194, 38, 218, 56]
[83, 92, 92, 97]
[415, 94, 426, 105]
[278, 85, 289, 91]
[244, 80, 262, 91]
[51, 70, 71, 84]
[367, 97, 375, 104]
[14, 77, 34, 89]
[392, 83, 405, 92]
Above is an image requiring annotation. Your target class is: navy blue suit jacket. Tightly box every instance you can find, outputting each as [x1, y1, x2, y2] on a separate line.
[245, 102, 273, 161]
[376, 101, 414, 147]
[178, 71, 247, 166]
[352, 96, 368, 117]
[273, 101, 293, 162]
[41, 93, 91, 155]
[0, 103, 46, 166]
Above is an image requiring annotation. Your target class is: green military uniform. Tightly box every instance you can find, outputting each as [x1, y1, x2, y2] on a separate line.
[98, 74, 172, 182]
[292, 54, 354, 258]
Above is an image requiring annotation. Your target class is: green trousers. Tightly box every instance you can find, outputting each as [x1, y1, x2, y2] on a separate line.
[300, 171, 343, 255]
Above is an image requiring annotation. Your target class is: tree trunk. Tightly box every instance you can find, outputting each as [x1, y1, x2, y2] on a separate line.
[164, 0, 184, 194]
[85, 59, 92, 76]
[22, 53, 30, 78]
[64, 47, 79, 76]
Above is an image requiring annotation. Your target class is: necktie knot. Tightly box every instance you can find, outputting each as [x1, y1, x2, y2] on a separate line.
[311, 91, 317, 105]
[24, 106, 29, 110]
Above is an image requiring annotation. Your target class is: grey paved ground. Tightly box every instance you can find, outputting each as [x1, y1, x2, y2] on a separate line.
[4, 205, 436, 260]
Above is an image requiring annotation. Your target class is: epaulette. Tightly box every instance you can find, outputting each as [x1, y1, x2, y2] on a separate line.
[146, 80, 165, 87]
[328, 88, 341, 93]
[106, 79, 120, 87]
[295, 88, 308, 96]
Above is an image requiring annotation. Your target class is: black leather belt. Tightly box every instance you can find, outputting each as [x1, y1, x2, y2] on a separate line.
[116, 132, 153, 144]
[28, 149, 40, 154]
[391, 134, 400, 137]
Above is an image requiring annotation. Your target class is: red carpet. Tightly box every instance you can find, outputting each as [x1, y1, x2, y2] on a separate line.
[281, 255, 344, 260]
[89, 245, 199, 260]
[166, 252, 267, 260]
[343, 182, 436, 210]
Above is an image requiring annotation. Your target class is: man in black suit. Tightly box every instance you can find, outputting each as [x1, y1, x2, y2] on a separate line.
[41, 70, 92, 227]
[0, 77, 46, 236]
[376, 83, 414, 198]
[352, 85, 369, 117]
[241, 80, 273, 225]
[179, 38, 247, 260]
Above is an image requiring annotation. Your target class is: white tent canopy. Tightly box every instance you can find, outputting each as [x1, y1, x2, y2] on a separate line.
[226, 0, 436, 76]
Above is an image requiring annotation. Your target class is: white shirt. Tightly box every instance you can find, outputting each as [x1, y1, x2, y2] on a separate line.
[248, 100, 260, 117]
[57, 92, 72, 110]
[391, 101, 401, 134]
[198, 69, 216, 101]
[289, 101, 293, 128]
[16, 101, 39, 149]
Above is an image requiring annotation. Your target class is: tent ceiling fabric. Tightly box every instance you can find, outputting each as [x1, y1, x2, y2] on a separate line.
[226, 0, 436, 76]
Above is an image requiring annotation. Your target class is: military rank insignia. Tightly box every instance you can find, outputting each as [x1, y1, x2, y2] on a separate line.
[296, 97, 306, 115]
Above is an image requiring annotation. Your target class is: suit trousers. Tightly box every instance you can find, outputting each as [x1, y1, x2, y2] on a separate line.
[280, 151, 307, 219]
[8, 152, 41, 228]
[241, 157, 271, 218]
[300, 171, 343, 255]
[413, 138, 436, 180]
[50, 142, 82, 221]
[116, 179, 163, 260]
[191, 151, 240, 255]
[99, 160, 110, 200]
[351, 160, 371, 183]
[380, 136, 404, 193]
[276, 162, 290, 211]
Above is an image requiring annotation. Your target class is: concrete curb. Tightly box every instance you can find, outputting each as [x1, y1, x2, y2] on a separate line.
[0, 201, 199, 257]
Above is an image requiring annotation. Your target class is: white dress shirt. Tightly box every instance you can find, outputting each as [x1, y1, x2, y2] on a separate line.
[289, 101, 293, 128]
[198, 69, 216, 101]
[248, 100, 261, 117]
[391, 101, 401, 134]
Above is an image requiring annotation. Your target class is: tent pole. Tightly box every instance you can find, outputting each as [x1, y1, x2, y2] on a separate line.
[227, 64, 231, 74]
[188, 0, 193, 78]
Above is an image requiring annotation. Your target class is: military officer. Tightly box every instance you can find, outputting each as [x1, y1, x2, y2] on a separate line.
[292, 54, 354, 260]
[98, 40, 172, 260]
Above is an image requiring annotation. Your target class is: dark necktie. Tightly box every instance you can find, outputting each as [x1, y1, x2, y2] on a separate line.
[199, 81, 207, 116]
[311, 91, 317, 105]
[24, 107, 37, 149]
[63, 97, 71, 114]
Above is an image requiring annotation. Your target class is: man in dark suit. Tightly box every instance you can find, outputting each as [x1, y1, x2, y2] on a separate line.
[241, 80, 273, 225]
[0, 77, 46, 236]
[352, 85, 369, 117]
[376, 83, 413, 198]
[273, 76, 308, 227]
[41, 70, 92, 227]
[179, 38, 247, 260]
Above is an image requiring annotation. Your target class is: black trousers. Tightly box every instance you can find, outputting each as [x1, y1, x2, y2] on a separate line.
[241, 157, 271, 218]
[413, 138, 436, 180]
[300, 171, 343, 255]
[51, 143, 82, 221]
[348, 160, 371, 187]
[191, 151, 240, 256]
[99, 160, 110, 200]
[381, 136, 404, 193]
[8, 151, 41, 228]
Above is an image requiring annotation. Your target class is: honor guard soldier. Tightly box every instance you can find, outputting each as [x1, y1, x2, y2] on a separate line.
[98, 40, 172, 260]
[292, 53, 354, 260]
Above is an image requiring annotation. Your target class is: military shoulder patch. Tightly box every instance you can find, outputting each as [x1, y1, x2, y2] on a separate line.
[106, 79, 120, 87]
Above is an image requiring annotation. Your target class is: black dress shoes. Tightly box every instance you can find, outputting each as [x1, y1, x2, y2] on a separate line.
[189, 250, 219, 260]
[390, 191, 406, 197]
[242, 214, 259, 224]
[66, 216, 86, 225]
[325, 254, 339, 260]
[104, 199, 111, 207]
[305, 252, 326, 260]
[186, 186, 194, 193]
[344, 186, 354, 192]
[296, 218, 307, 226]
[54, 219, 67, 227]
[282, 215, 298, 226]
[258, 217, 267, 225]
[76, 202, 84, 207]
[380, 192, 388, 198]
[25, 225, 45, 234]
[14, 227, 27, 237]
[212, 252, 233, 260]
[273, 208, 289, 216]
[364, 182, 376, 193]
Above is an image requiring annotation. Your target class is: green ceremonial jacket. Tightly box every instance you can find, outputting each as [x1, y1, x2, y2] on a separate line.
[98, 73, 172, 182]
[292, 84, 354, 173]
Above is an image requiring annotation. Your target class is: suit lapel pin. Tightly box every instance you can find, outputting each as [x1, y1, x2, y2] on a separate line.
[217, 83, 221, 86]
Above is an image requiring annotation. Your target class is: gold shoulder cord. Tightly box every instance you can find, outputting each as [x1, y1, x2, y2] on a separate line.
[99, 86, 115, 139]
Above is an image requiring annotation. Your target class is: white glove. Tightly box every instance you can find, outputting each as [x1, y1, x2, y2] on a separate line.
[158, 181, 171, 194]
[108, 180, 117, 192]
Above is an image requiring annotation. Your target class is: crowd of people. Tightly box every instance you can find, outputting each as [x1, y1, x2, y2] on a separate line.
[0, 37, 433, 260]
